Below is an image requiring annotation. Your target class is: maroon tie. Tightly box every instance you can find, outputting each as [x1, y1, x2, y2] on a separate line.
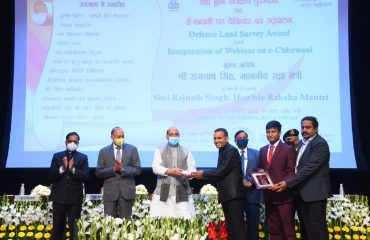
[268, 145, 275, 166]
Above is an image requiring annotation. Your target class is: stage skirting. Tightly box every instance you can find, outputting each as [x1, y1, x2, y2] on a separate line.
[0, 185, 369, 240]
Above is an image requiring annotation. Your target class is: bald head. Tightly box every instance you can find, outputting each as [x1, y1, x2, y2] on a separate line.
[166, 127, 180, 139]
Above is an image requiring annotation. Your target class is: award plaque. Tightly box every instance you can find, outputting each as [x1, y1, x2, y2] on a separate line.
[250, 172, 273, 189]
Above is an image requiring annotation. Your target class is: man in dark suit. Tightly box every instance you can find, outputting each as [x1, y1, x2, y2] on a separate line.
[259, 121, 296, 240]
[49, 132, 89, 240]
[271, 116, 332, 240]
[234, 130, 261, 240]
[192, 128, 247, 240]
[96, 127, 141, 218]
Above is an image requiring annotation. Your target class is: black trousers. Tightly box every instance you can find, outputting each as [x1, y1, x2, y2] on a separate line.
[222, 198, 247, 240]
[297, 198, 328, 240]
[245, 202, 260, 240]
[52, 202, 82, 240]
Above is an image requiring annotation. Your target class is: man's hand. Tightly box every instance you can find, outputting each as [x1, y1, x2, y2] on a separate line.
[165, 168, 184, 177]
[270, 181, 288, 192]
[191, 171, 205, 179]
[114, 160, 122, 173]
[68, 158, 74, 170]
[243, 179, 252, 188]
[182, 170, 194, 179]
[62, 157, 68, 171]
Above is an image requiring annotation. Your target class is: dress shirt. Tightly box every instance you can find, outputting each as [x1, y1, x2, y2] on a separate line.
[296, 134, 317, 169]
[113, 145, 122, 162]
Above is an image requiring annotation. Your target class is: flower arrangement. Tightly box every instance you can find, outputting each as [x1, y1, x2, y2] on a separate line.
[135, 184, 148, 195]
[207, 220, 228, 240]
[132, 185, 150, 219]
[77, 215, 208, 240]
[1, 185, 370, 240]
[196, 184, 226, 239]
[193, 194, 224, 223]
[199, 184, 218, 195]
[326, 195, 370, 239]
[0, 223, 54, 239]
[0, 198, 52, 227]
[30, 185, 51, 196]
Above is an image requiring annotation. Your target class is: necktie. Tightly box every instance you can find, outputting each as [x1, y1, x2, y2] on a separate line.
[116, 146, 121, 162]
[267, 145, 275, 166]
[240, 151, 246, 179]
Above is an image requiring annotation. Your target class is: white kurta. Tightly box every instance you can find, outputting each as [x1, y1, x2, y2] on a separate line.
[150, 147, 196, 219]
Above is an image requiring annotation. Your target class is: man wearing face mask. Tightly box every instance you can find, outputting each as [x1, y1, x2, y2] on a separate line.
[283, 129, 300, 151]
[49, 132, 89, 240]
[149, 127, 197, 218]
[234, 130, 261, 240]
[96, 127, 141, 218]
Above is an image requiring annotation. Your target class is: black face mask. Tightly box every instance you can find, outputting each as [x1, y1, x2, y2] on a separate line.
[285, 141, 294, 145]
[236, 139, 248, 148]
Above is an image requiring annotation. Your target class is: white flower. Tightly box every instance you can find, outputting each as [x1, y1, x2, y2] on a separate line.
[30, 185, 51, 196]
[135, 184, 148, 195]
[114, 218, 123, 225]
[200, 184, 218, 195]
[112, 231, 119, 240]
[128, 233, 134, 240]
[170, 233, 179, 240]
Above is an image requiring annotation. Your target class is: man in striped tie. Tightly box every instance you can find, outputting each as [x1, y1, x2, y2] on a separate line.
[234, 130, 261, 240]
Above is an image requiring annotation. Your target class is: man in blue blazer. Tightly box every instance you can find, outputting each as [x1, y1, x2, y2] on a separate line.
[271, 116, 332, 240]
[234, 130, 261, 240]
[49, 132, 89, 240]
[96, 127, 141, 218]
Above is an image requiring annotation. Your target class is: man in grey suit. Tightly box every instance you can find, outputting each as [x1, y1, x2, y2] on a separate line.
[234, 130, 261, 240]
[271, 116, 332, 240]
[96, 127, 141, 218]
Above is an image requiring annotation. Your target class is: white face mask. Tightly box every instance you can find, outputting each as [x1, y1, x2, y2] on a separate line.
[66, 142, 78, 152]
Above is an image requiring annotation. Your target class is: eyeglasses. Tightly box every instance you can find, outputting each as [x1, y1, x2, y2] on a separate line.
[235, 137, 248, 140]
[66, 140, 79, 144]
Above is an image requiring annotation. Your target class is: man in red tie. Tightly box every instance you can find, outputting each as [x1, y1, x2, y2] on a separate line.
[259, 121, 296, 240]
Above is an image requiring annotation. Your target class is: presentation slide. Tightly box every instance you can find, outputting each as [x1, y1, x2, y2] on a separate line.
[8, 0, 355, 168]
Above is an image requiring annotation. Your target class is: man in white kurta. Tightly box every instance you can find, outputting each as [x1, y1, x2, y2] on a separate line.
[150, 127, 196, 219]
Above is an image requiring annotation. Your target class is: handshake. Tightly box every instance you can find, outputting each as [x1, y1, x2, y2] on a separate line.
[166, 169, 204, 179]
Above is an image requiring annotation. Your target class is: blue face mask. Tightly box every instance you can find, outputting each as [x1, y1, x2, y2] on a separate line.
[168, 137, 180, 146]
[236, 139, 248, 148]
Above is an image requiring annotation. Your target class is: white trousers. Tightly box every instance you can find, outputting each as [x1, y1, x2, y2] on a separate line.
[149, 194, 195, 219]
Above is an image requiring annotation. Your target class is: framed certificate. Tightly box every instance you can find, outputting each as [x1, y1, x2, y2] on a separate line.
[250, 172, 273, 189]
